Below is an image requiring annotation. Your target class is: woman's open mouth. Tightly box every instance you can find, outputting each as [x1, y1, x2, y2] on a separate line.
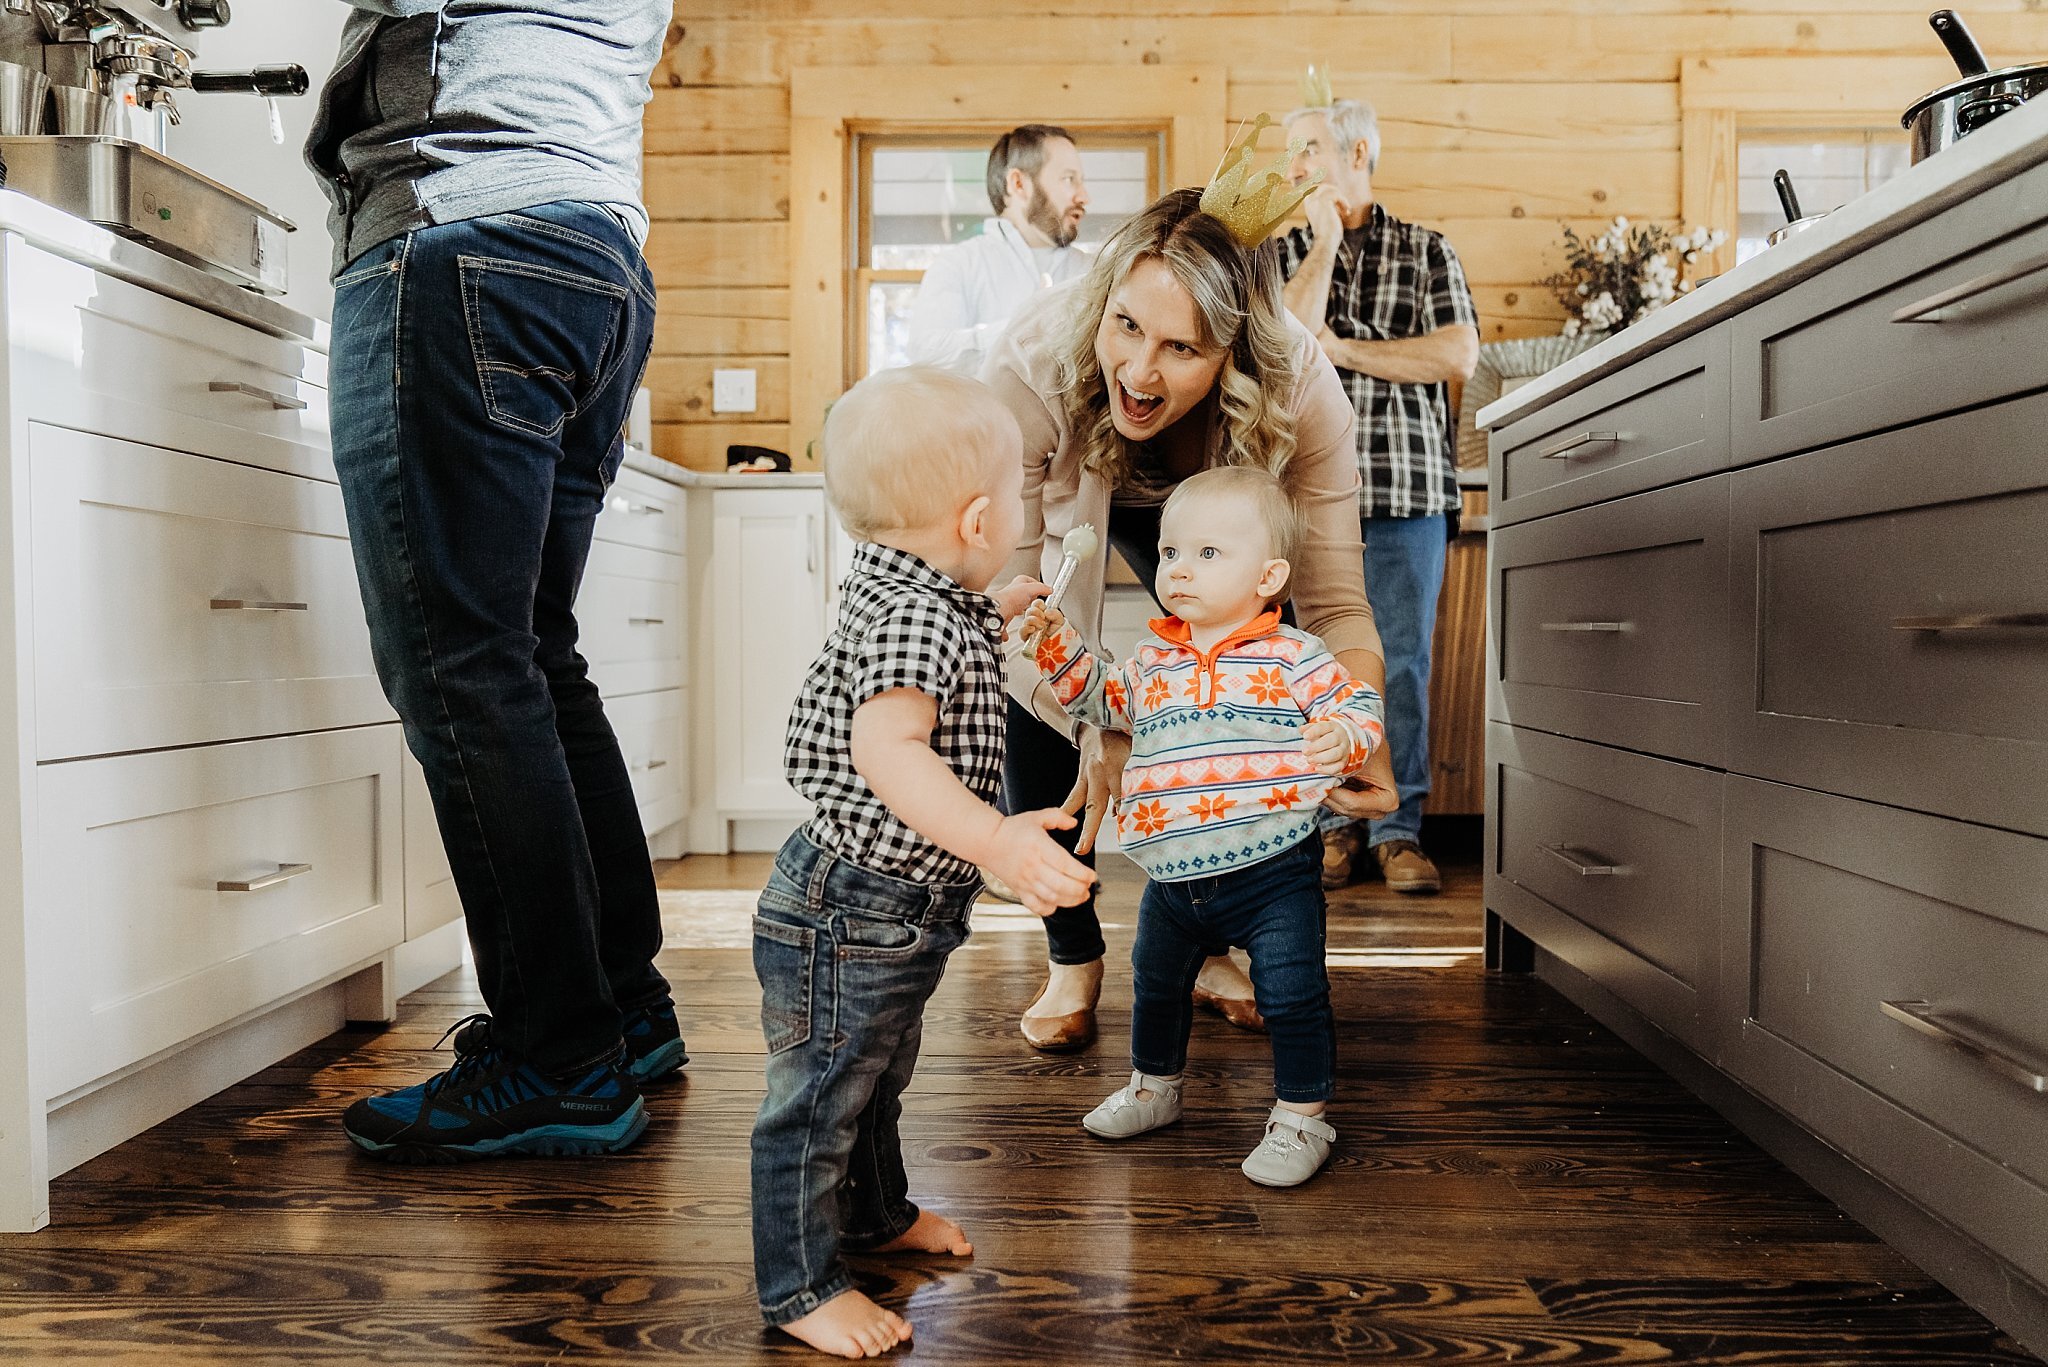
[1116, 379, 1165, 426]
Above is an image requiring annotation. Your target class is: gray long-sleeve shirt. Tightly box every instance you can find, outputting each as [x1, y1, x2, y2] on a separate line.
[306, 1, 670, 276]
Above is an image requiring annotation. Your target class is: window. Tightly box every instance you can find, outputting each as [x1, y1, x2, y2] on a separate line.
[1735, 130, 1911, 264]
[851, 130, 1164, 380]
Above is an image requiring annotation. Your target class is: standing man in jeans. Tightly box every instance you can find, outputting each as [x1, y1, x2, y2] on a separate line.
[1281, 97, 1479, 895]
[306, 0, 682, 1161]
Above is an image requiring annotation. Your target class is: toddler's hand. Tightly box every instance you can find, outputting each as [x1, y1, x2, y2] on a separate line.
[990, 575, 1051, 623]
[1302, 719, 1353, 776]
[983, 808, 1096, 918]
[1018, 598, 1067, 654]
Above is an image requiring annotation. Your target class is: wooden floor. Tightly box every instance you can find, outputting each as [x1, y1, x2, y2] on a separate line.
[3, 849, 2036, 1364]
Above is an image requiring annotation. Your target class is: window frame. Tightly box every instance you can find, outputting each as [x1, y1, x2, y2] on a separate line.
[849, 125, 1167, 384]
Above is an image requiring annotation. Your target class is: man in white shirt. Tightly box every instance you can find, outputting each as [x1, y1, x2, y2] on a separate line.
[908, 124, 1091, 374]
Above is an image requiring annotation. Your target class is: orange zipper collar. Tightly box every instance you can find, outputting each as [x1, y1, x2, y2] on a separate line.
[1148, 609, 1282, 707]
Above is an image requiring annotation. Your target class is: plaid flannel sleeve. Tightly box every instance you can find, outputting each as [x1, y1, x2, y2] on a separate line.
[1426, 234, 1480, 333]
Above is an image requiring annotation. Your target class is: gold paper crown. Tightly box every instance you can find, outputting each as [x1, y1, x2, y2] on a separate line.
[1300, 64, 1334, 110]
[1199, 113, 1323, 248]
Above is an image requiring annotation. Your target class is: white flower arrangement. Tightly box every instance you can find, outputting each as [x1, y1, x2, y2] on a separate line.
[1546, 217, 1727, 338]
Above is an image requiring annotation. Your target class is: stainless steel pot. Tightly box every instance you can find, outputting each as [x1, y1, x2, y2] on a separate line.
[1903, 9, 2048, 162]
[1766, 168, 1827, 246]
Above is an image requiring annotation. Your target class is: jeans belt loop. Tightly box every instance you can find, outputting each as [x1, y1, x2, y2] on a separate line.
[805, 846, 834, 913]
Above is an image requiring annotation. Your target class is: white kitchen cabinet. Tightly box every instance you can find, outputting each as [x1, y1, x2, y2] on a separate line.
[709, 486, 829, 821]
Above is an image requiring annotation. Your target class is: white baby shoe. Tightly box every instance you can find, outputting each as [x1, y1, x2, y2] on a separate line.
[1082, 1070, 1184, 1139]
[1240, 1105, 1336, 1187]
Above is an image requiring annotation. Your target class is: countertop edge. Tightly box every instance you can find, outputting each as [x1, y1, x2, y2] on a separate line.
[1477, 99, 2048, 432]
[0, 189, 324, 347]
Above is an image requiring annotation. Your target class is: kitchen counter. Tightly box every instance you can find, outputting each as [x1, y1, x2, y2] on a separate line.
[0, 188, 321, 347]
[622, 447, 822, 491]
[1479, 97, 2048, 433]
[1475, 109, 2048, 1360]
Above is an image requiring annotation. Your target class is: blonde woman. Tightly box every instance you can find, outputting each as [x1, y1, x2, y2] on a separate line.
[982, 186, 1398, 1051]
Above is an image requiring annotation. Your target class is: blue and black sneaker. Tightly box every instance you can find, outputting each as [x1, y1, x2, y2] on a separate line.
[343, 1032, 647, 1163]
[449, 999, 687, 1085]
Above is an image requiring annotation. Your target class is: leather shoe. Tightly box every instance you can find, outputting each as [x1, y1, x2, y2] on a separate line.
[1320, 825, 1363, 890]
[1192, 984, 1267, 1033]
[1020, 1005, 1096, 1052]
[1374, 840, 1441, 895]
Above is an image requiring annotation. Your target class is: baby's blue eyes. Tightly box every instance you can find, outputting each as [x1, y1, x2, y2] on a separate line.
[1200, 547, 1218, 559]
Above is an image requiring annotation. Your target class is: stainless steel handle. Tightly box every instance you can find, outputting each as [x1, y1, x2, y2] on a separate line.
[612, 497, 664, 516]
[211, 599, 309, 612]
[1893, 611, 2048, 632]
[1540, 620, 1629, 633]
[804, 514, 819, 576]
[628, 616, 667, 626]
[633, 758, 670, 772]
[1542, 843, 1620, 877]
[1881, 1000, 2048, 1094]
[217, 862, 313, 893]
[209, 379, 308, 411]
[1537, 430, 1620, 460]
[1889, 248, 2048, 323]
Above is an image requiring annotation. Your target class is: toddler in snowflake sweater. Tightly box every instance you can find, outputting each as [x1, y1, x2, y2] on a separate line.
[1020, 465, 1383, 1186]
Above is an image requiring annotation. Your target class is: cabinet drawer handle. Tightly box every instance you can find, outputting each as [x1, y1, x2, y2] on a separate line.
[211, 599, 309, 612]
[1880, 1000, 2048, 1094]
[209, 379, 309, 411]
[1536, 430, 1620, 459]
[628, 616, 667, 626]
[1542, 843, 1621, 877]
[1540, 620, 1629, 633]
[612, 497, 665, 516]
[1892, 611, 2048, 632]
[218, 862, 313, 893]
[632, 758, 670, 772]
[1889, 248, 2048, 323]
[804, 513, 819, 576]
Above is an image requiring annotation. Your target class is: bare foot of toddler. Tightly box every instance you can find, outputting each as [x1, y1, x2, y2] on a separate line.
[873, 1208, 973, 1256]
[778, 1290, 912, 1359]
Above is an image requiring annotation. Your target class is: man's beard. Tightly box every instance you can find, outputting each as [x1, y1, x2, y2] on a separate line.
[1027, 180, 1079, 248]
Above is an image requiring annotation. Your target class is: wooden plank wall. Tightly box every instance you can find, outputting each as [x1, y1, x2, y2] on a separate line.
[647, 0, 2048, 470]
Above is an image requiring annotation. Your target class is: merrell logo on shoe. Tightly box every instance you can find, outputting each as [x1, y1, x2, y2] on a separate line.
[557, 1101, 615, 1112]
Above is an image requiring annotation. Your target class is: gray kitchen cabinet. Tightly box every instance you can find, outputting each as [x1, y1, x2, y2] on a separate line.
[1730, 156, 2048, 467]
[1486, 723, 1724, 1055]
[1488, 328, 1728, 529]
[1480, 109, 2048, 1359]
[1489, 474, 1730, 766]
[1727, 390, 2048, 837]
[1722, 775, 2048, 1292]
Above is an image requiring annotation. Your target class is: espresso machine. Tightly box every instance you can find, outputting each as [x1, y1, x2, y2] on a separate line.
[0, 0, 306, 293]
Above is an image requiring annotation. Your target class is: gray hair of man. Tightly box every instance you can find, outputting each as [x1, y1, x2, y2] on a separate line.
[1284, 99, 1380, 176]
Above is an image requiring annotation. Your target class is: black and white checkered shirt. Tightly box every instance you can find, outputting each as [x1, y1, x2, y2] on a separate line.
[1280, 206, 1478, 519]
[786, 542, 1006, 885]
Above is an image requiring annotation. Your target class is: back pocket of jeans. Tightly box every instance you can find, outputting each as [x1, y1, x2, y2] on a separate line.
[752, 913, 815, 1055]
[458, 255, 627, 438]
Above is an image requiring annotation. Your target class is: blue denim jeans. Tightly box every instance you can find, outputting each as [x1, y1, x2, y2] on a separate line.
[327, 202, 669, 1076]
[1321, 512, 1450, 849]
[1129, 833, 1335, 1103]
[750, 832, 976, 1325]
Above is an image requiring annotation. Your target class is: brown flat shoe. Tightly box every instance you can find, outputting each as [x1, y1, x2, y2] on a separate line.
[1192, 985, 1267, 1033]
[1320, 825, 1362, 890]
[1374, 840, 1442, 895]
[1020, 1006, 1096, 1052]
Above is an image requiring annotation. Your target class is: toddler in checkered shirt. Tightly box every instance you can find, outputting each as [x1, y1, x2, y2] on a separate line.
[751, 366, 1095, 1359]
[1021, 466, 1385, 1189]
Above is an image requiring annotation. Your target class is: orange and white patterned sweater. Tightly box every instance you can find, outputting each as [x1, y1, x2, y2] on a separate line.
[1035, 608, 1384, 882]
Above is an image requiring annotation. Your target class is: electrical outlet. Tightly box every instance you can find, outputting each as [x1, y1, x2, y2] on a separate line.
[712, 368, 757, 413]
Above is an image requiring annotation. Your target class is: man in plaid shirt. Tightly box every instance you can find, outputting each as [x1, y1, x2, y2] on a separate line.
[1279, 97, 1479, 896]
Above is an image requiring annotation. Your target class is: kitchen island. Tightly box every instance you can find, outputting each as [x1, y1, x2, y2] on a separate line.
[1478, 99, 2048, 1358]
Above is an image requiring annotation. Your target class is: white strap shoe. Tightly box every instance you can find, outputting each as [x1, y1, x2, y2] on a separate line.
[1240, 1105, 1336, 1187]
[1082, 1070, 1184, 1139]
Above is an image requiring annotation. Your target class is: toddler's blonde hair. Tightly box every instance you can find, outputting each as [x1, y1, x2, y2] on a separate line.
[1161, 466, 1306, 604]
[822, 366, 1022, 540]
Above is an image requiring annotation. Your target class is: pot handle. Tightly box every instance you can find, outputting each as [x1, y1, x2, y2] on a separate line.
[1930, 9, 1990, 77]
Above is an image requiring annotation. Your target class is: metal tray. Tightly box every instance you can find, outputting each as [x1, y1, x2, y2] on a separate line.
[0, 135, 292, 294]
